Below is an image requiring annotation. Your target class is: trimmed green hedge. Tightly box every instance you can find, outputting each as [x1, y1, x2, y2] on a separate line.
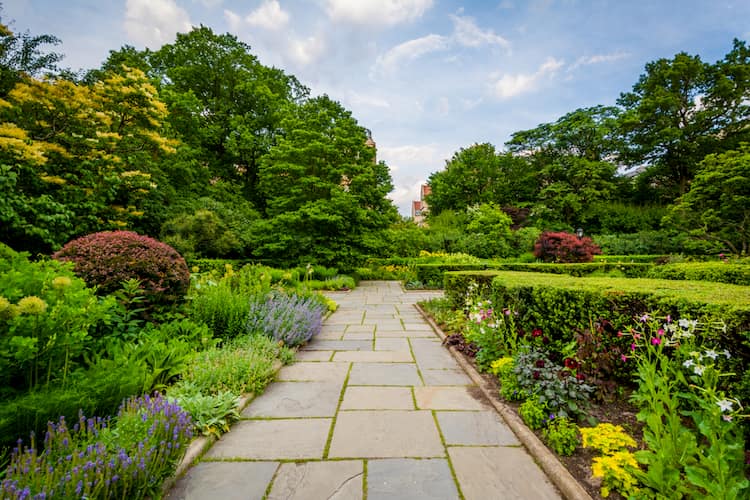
[416, 264, 486, 287]
[594, 254, 667, 263]
[646, 262, 750, 286]
[491, 262, 652, 278]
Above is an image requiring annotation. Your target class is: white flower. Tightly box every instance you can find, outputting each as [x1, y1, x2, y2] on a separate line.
[723, 349, 731, 359]
[716, 399, 734, 413]
[693, 365, 705, 376]
[683, 359, 695, 368]
[704, 349, 719, 360]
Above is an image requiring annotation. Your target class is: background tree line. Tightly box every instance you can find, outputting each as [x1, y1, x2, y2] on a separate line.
[0, 13, 397, 269]
[425, 40, 750, 257]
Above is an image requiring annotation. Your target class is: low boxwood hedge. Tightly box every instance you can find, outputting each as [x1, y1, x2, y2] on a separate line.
[646, 262, 750, 286]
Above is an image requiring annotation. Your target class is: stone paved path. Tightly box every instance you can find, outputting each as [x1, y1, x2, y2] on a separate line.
[168, 281, 561, 500]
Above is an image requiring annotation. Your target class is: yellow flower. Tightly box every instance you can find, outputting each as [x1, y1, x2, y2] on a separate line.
[580, 423, 636, 454]
[0, 297, 18, 320]
[17, 296, 48, 315]
[192, 266, 200, 273]
[52, 276, 72, 290]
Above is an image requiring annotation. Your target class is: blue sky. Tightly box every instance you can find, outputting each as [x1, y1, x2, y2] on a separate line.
[3, 0, 749, 215]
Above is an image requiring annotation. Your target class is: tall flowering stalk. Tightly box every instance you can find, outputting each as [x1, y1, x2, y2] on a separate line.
[628, 317, 748, 498]
[0, 393, 192, 499]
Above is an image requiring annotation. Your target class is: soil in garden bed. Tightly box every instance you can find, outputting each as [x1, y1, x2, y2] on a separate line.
[441, 332, 641, 500]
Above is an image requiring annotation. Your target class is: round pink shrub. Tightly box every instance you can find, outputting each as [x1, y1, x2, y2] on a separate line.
[53, 231, 189, 303]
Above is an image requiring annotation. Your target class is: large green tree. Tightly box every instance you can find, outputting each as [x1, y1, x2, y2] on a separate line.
[665, 145, 750, 255]
[253, 96, 397, 268]
[426, 143, 533, 214]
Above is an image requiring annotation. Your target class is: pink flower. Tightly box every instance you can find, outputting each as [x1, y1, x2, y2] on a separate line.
[617, 331, 623, 337]
[657, 329, 664, 336]
[620, 354, 627, 362]
[651, 337, 661, 345]
[666, 315, 672, 324]
[630, 343, 636, 351]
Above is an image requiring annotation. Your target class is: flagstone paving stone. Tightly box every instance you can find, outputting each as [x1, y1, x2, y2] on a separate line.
[171, 281, 561, 499]
[266, 461, 363, 500]
[340, 386, 414, 410]
[366, 459, 460, 500]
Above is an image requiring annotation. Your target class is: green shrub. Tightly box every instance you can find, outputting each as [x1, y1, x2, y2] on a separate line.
[543, 417, 580, 456]
[490, 358, 527, 401]
[181, 338, 277, 396]
[53, 231, 190, 305]
[647, 262, 750, 286]
[167, 384, 240, 438]
[519, 398, 548, 430]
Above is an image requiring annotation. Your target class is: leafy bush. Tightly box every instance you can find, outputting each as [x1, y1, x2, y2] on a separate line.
[167, 384, 240, 438]
[490, 357, 527, 401]
[180, 341, 276, 396]
[519, 398, 548, 430]
[53, 231, 190, 305]
[647, 262, 750, 286]
[514, 346, 594, 418]
[246, 290, 327, 347]
[533, 231, 601, 263]
[0, 394, 192, 499]
[543, 417, 580, 456]
[0, 248, 117, 393]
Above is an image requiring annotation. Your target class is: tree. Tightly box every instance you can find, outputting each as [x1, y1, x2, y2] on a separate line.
[455, 203, 513, 258]
[149, 26, 308, 207]
[0, 67, 176, 251]
[506, 105, 621, 162]
[665, 145, 750, 255]
[617, 52, 716, 198]
[254, 96, 397, 268]
[0, 12, 62, 96]
[426, 143, 534, 214]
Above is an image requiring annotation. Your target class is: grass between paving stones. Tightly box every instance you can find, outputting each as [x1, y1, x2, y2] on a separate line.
[323, 363, 353, 459]
[362, 460, 368, 500]
[407, 338, 427, 386]
[430, 409, 466, 500]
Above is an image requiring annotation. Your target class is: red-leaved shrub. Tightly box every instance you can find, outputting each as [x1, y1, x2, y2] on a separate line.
[53, 231, 190, 304]
[533, 231, 601, 263]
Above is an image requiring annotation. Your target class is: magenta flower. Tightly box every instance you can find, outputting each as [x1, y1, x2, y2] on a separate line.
[630, 343, 636, 351]
[651, 337, 661, 345]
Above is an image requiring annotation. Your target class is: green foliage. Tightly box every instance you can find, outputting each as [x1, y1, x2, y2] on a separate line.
[0, 249, 116, 393]
[167, 384, 240, 438]
[666, 144, 750, 255]
[543, 417, 580, 456]
[647, 262, 750, 285]
[490, 357, 527, 401]
[0, 16, 62, 96]
[593, 230, 717, 255]
[180, 337, 277, 396]
[519, 398, 548, 430]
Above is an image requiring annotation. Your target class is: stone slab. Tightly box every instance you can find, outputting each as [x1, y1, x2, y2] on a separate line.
[401, 323, 435, 332]
[436, 411, 520, 446]
[410, 342, 460, 369]
[374, 338, 410, 351]
[242, 381, 342, 417]
[421, 368, 473, 386]
[345, 324, 376, 333]
[342, 332, 373, 340]
[377, 330, 436, 338]
[205, 419, 330, 459]
[316, 330, 345, 340]
[167, 461, 278, 500]
[267, 460, 363, 500]
[448, 446, 561, 500]
[302, 340, 372, 351]
[414, 387, 490, 411]
[367, 459, 459, 500]
[328, 410, 444, 458]
[348, 363, 422, 386]
[294, 350, 334, 362]
[333, 351, 413, 363]
[277, 362, 349, 381]
[340, 386, 414, 410]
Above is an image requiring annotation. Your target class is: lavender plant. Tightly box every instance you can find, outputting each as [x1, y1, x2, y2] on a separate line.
[0, 394, 192, 499]
[245, 290, 326, 347]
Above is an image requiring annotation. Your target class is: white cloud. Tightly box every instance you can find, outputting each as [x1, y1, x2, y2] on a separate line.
[568, 51, 630, 71]
[373, 34, 449, 74]
[450, 14, 510, 50]
[493, 56, 563, 99]
[347, 91, 391, 109]
[224, 9, 243, 31]
[245, 0, 289, 30]
[326, 0, 433, 27]
[124, 0, 192, 48]
[287, 35, 326, 66]
[195, 0, 223, 7]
